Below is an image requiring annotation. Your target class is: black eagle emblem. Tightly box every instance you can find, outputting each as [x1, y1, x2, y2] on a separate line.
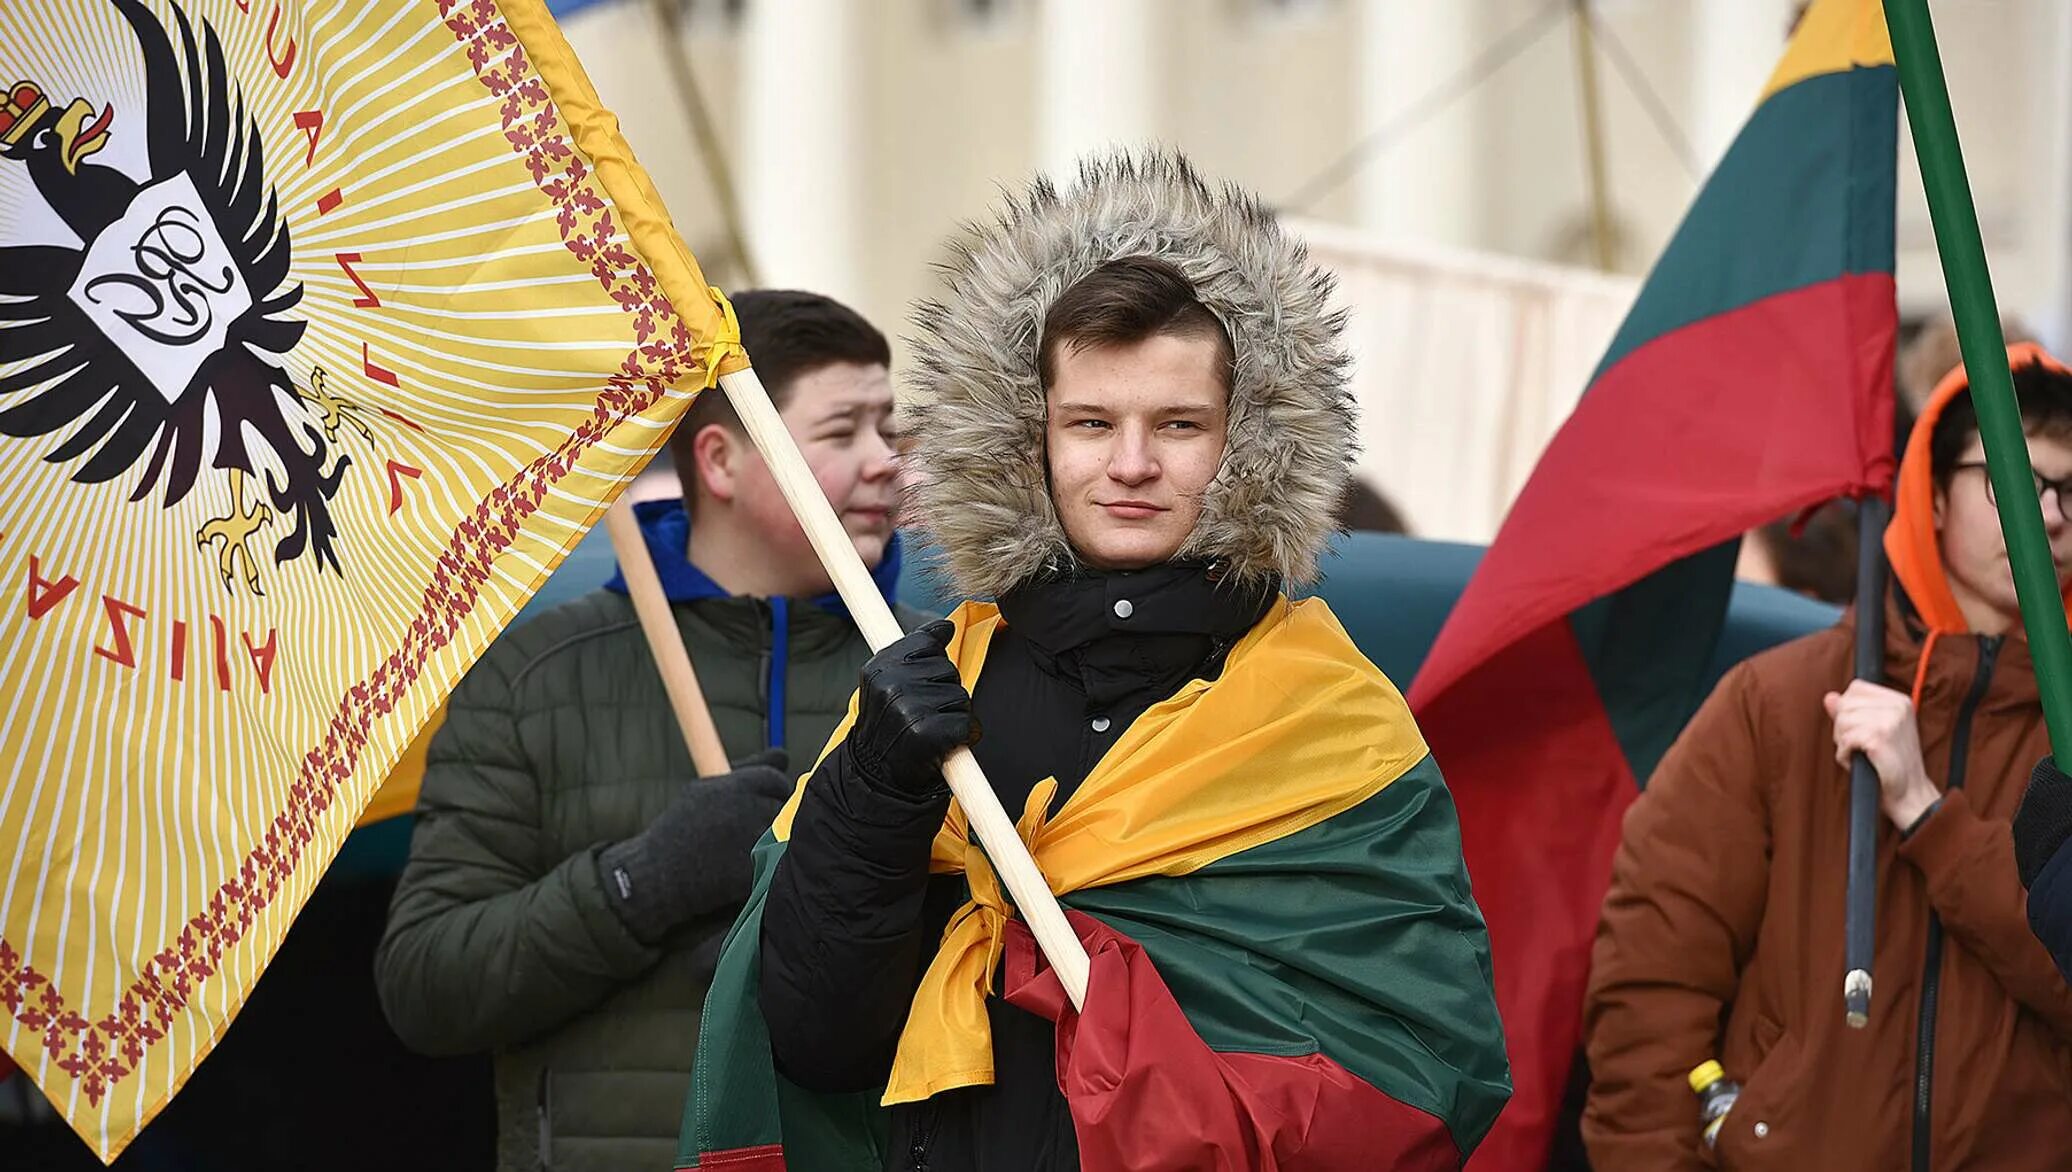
[1, 0, 368, 594]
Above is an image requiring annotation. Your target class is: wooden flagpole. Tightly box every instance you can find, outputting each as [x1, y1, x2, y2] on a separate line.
[716, 366, 1092, 1009]
[605, 496, 733, 778]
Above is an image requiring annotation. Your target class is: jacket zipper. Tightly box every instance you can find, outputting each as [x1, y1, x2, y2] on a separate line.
[755, 597, 773, 709]
[1912, 635, 2000, 1172]
[906, 1107, 937, 1172]
[537, 1067, 554, 1172]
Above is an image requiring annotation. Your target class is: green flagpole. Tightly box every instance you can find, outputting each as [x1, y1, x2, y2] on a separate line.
[1885, 0, 2072, 755]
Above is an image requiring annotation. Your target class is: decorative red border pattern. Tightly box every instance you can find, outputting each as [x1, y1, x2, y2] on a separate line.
[0, 0, 702, 1110]
[679, 1145, 789, 1171]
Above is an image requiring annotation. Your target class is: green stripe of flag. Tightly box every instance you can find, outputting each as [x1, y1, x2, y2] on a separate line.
[1067, 754, 1511, 1155]
[1593, 64, 1897, 380]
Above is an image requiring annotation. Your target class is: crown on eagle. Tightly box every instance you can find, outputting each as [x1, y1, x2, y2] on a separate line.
[1, 82, 52, 148]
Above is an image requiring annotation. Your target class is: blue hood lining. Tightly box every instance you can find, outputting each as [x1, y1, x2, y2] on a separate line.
[602, 498, 902, 751]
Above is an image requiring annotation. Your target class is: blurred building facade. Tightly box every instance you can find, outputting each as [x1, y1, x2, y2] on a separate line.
[558, 0, 2072, 537]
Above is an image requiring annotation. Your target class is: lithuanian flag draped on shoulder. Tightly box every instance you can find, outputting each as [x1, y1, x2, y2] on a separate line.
[0, 0, 739, 1157]
[1408, 1, 1898, 1166]
[682, 596, 1511, 1171]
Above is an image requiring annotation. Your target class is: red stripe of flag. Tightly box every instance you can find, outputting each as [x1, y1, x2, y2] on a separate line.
[1005, 913, 1462, 1171]
[1410, 273, 1896, 1169]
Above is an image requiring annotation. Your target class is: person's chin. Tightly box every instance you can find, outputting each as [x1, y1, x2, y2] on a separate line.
[848, 529, 888, 565]
[1080, 532, 1179, 571]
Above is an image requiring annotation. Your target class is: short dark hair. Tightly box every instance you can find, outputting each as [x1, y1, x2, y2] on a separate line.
[1929, 359, 2072, 487]
[1754, 503, 1858, 605]
[1038, 256, 1234, 392]
[668, 289, 889, 488]
[1338, 480, 1408, 534]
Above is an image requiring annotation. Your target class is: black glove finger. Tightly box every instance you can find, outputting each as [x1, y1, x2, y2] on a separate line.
[904, 652, 965, 688]
[913, 708, 980, 753]
[874, 625, 953, 670]
[741, 765, 799, 804]
[900, 696, 979, 751]
[872, 621, 952, 666]
[860, 654, 962, 707]
[891, 621, 957, 665]
[732, 747, 791, 776]
[901, 663, 969, 700]
[860, 638, 938, 694]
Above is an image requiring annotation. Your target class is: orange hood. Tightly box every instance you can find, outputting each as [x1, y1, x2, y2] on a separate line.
[1883, 340, 2072, 637]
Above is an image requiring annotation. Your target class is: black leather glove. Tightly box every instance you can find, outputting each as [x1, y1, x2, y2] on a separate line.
[847, 620, 978, 797]
[598, 749, 794, 946]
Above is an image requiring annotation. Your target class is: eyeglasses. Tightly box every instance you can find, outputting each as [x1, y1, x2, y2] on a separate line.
[1953, 461, 2072, 512]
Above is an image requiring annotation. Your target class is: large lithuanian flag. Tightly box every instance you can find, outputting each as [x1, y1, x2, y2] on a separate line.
[0, 0, 740, 1157]
[682, 597, 1512, 1170]
[1407, 0, 1898, 1166]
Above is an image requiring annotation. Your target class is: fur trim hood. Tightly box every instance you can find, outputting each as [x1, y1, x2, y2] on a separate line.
[903, 149, 1355, 598]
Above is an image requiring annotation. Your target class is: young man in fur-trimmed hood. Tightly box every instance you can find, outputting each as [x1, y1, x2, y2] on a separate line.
[680, 152, 1510, 1172]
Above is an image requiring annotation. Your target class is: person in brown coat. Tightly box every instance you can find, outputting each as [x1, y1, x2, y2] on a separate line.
[1584, 343, 2072, 1171]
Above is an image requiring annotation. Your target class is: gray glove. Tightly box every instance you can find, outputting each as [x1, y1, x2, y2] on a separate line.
[598, 749, 793, 946]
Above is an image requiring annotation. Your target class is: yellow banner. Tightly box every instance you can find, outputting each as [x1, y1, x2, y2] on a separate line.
[0, 0, 740, 1156]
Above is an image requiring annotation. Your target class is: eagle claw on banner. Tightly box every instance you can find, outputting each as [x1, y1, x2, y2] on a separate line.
[195, 469, 273, 596]
[0, 0, 357, 598]
[304, 366, 374, 446]
[0, 0, 741, 1156]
